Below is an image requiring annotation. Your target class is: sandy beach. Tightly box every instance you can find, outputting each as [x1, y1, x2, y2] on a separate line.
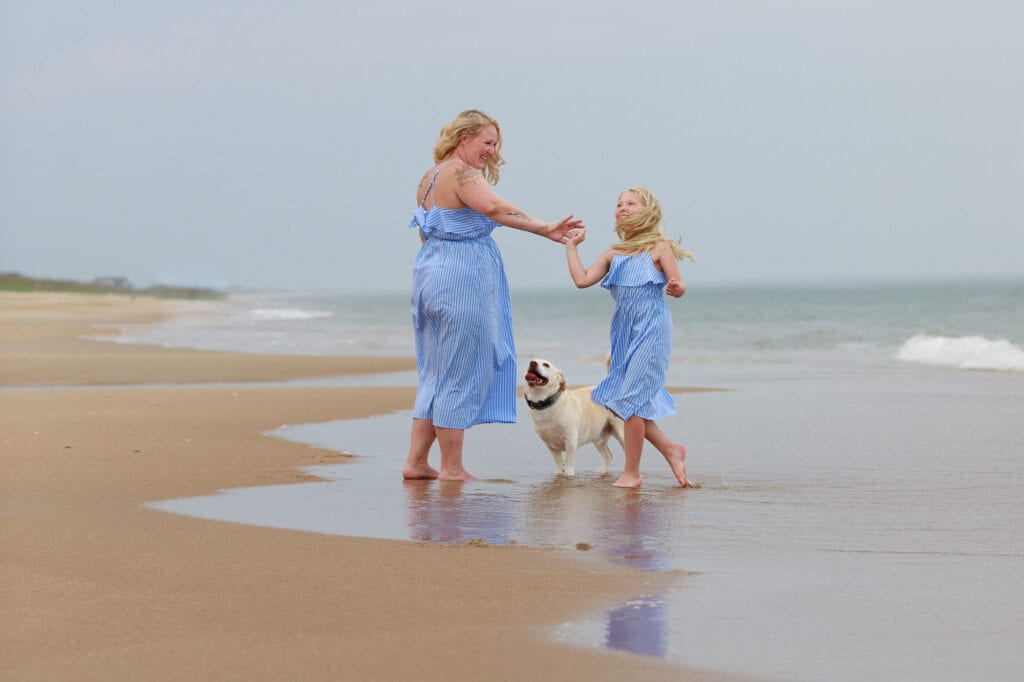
[1, 292, 741, 681]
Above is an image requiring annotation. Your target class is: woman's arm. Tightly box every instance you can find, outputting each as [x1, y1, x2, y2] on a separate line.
[454, 165, 582, 242]
[565, 231, 612, 288]
[653, 240, 687, 298]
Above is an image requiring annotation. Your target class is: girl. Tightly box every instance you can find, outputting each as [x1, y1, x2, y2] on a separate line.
[565, 187, 695, 487]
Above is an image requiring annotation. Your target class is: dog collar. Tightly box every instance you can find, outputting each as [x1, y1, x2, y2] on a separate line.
[526, 389, 563, 411]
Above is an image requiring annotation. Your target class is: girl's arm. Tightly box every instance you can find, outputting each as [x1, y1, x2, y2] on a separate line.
[652, 240, 687, 298]
[454, 165, 583, 242]
[566, 231, 612, 288]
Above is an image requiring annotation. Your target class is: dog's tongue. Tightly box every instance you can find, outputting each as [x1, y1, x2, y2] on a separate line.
[525, 372, 540, 385]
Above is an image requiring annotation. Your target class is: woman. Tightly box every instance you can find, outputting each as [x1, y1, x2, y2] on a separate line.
[403, 110, 584, 482]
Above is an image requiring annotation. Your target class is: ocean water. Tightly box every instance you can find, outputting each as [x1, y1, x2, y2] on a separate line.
[105, 279, 1024, 384]
[130, 279, 1024, 681]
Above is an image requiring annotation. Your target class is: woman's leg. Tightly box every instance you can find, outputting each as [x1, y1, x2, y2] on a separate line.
[402, 418, 440, 480]
[436, 426, 476, 481]
[614, 415, 645, 488]
[643, 420, 687, 487]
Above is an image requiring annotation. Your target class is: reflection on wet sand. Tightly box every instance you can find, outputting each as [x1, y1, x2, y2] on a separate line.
[403, 479, 517, 545]
[400, 473, 687, 657]
[153, 405, 695, 661]
[519, 478, 691, 657]
[604, 491, 672, 656]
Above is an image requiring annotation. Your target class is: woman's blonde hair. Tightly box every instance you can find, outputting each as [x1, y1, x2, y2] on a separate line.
[612, 187, 696, 262]
[433, 109, 505, 184]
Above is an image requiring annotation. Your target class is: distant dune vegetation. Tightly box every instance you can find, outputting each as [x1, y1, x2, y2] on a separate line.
[0, 272, 223, 300]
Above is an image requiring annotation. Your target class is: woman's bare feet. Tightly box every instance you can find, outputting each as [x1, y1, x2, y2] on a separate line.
[402, 464, 440, 480]
[438, 469, 477, 482]
[668, 443, 687, 487]
[613, 474, 643, 488]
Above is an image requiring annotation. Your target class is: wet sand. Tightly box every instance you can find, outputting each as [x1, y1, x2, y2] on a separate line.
[0, 292, 744, 681]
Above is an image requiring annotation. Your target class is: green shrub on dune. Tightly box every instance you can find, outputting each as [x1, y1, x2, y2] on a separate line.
[0, 272, 223, 300]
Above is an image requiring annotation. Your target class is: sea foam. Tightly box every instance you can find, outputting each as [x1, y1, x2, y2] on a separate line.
[247, 308, 332, 321]
[896, 334, 1024, 372]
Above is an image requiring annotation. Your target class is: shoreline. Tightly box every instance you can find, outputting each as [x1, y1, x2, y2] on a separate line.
[1, 292, 744, 681]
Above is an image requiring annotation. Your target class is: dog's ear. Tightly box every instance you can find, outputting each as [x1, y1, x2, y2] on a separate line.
[557, 370, 566, 391]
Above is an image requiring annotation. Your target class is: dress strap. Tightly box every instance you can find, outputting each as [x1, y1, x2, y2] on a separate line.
[418, 159, 462, 209]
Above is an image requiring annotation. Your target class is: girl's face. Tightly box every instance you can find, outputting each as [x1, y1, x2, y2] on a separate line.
[460, 125, 499, 169]
[615, 191, 644, 221]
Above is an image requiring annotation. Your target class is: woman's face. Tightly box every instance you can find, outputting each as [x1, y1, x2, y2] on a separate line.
[460, 125, 499, 169]
[615, 191, 644, 221]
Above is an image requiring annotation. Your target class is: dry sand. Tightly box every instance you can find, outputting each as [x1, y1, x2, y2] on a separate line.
[1, 292, 743, 681]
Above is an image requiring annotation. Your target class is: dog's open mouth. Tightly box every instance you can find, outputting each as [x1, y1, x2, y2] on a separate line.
[525, 372, 548, 386]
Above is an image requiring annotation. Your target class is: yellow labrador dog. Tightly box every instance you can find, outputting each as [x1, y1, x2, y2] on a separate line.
[524, 358, 625, 476]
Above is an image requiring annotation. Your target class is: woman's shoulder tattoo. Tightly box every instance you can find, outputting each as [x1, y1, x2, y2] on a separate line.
[455, 164, 482, 185]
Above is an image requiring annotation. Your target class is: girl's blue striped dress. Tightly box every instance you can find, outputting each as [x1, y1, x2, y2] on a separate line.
[590, 251, 677, 421]
[407, 166, 516, 429]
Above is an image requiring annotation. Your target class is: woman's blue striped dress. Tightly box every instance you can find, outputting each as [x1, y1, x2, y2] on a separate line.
[407, 172, 516, 429]
[590, 251, 677, 421]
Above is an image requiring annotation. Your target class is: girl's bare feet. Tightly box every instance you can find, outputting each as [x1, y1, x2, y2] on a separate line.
[668, 443, 687, 487]
[613, 474, 643, 488]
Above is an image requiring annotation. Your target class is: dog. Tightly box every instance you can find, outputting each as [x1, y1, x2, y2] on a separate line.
[523, 358, 625, 476]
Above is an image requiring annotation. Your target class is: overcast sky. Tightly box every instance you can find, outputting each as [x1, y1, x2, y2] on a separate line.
[2, 1, 1021, 293]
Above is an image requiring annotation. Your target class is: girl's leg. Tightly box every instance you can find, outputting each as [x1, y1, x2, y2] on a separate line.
[436, 426, 476, 481]
[643, 420, 687, 487]
[614, 415, 645, 488]
[403, 418, 440, 479]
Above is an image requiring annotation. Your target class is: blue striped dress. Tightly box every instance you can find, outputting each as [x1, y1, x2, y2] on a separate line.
[590, 251, 677, 421]
[407, 167, 516, 429]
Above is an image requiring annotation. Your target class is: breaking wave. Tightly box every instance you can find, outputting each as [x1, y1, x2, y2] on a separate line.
[896, 334, 1024, 372]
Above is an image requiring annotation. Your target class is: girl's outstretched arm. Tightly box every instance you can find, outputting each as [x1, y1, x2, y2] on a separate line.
[566, 231, 612, 288]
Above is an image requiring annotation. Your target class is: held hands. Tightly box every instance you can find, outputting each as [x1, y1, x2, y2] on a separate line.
[565, 226, 586, 247]
[545, 214, 585, 244]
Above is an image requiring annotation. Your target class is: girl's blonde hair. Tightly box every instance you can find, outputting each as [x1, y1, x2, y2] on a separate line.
[612, 187, 696, 262]
[433, 109, 505, 184]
